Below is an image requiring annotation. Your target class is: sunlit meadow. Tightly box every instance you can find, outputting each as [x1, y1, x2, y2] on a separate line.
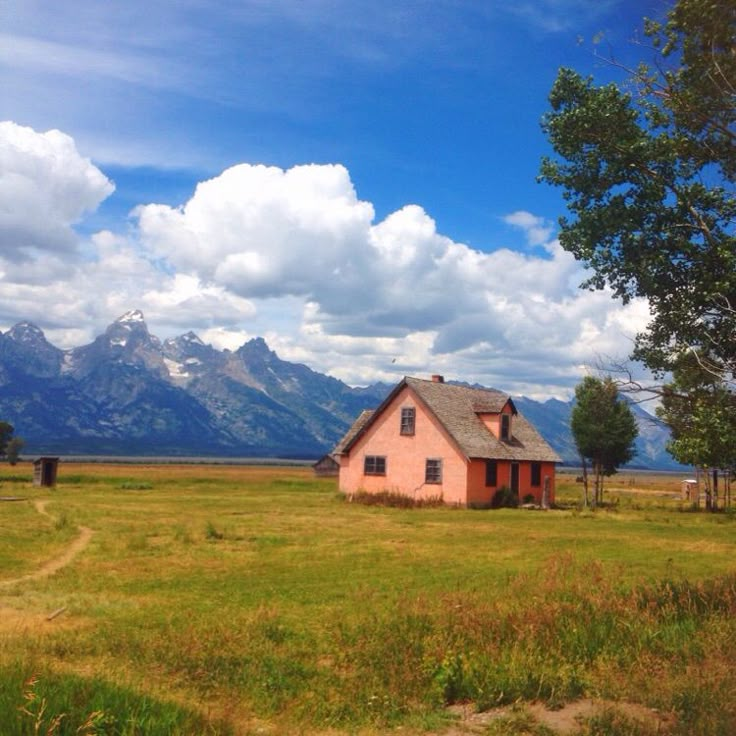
[1, 463, 735, 735]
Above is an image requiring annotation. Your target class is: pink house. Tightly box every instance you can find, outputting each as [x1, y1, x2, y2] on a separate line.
[335, 375, 561, 507]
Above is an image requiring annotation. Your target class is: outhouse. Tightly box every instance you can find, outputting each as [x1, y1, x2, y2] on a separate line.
[33, 457, 59, 487]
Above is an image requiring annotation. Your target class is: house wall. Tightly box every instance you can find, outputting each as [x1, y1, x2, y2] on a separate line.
[339, 386, 469, 504]
[466, 459, 557, 506]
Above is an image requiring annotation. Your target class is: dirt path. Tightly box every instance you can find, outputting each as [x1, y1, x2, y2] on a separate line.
[442, 699, 675, 735]
[0, 499, 93, 587]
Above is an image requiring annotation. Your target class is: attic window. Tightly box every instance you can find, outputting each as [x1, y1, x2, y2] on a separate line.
[500, 414, 511, 440]
[364, 455, 386, 476]
[400, 407, 416, 435]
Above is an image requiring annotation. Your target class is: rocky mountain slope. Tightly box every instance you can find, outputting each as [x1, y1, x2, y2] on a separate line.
[0, 311, 683, 467]
[0, 311, 386, 457]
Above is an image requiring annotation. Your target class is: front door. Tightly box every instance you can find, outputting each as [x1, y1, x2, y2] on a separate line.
[510, 463, 519, 495]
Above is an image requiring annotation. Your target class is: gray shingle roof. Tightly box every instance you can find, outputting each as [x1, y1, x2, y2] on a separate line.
[338, 377, 561, 463]
[333, 409, 374, 455]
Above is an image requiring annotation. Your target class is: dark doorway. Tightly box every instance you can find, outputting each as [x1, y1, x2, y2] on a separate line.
[510, 463, 519, 495]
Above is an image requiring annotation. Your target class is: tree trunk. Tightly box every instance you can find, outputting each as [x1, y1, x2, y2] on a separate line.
[581, 455, 590, 508]
[703, 468, 712, 511]
[595, 461, 603, 507]
[712, 468, 719, 512]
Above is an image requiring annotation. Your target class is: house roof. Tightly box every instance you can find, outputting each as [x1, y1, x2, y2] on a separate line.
[333, 409, 374, 455]
[337, 377, 561, 463]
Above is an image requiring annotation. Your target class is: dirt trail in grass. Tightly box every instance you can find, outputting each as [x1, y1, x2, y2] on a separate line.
[0, 500, 93, 587]
[443, 699, 676, 735]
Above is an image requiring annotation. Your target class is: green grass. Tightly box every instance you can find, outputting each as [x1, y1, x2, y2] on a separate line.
[0, 498, 78, 577]
[0, 664, 227, 735]
[1, 463, 735, 734]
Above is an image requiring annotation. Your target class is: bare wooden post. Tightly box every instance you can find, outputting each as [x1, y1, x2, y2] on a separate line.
[542, 476, 550, 510]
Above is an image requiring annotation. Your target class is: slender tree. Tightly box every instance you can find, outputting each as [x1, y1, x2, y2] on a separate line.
[571, 377, 639, 506]
[5, 436, 24, 466]
[0, 422, 13, 457]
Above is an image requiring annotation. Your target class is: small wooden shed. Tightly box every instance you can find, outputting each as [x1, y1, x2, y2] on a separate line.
[33, 457, 59, 487]
[681, 478, 698, 502]
[312, 454, 339, 477]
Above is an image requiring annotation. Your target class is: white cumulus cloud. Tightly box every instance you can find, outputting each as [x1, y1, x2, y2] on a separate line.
[0, 121, 114, 260]
[0, 123, 653, 396]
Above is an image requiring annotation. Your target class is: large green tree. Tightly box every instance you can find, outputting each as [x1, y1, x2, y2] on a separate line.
[540, 0, 735, 378]
[571, 377, 639, 507]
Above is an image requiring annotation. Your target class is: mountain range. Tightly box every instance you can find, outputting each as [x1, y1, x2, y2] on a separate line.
[0, 311, 684, 468]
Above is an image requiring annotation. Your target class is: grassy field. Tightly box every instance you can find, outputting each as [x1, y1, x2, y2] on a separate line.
[1, 463, 735, 735]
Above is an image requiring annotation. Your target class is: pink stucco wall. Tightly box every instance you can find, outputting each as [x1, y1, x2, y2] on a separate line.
[338, 385, 469, 504]
[478, 402, 513, 440]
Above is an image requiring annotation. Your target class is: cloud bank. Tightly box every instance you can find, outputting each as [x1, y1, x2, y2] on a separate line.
[0, 121, 650, 398]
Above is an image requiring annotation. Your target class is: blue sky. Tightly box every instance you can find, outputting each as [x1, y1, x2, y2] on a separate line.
[0, 0, 662, 397]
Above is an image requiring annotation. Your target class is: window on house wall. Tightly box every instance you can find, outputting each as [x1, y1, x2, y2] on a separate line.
[501, 414, 510, 440]
[531, 462, 541, 487]
[400, 407, 416, 435]
[485, 459, 498, 487]
[425, 458, 442, 484]
[364, 455, 386, 475]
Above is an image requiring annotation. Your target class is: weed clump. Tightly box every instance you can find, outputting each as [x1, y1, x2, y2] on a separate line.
[347, 490, 444, 508]
[118, 481, 153, 490]
[205, 521, 225, 540]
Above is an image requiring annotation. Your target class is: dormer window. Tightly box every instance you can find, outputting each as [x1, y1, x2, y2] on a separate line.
[500, 413, 511, 440]
[400, 407, 416, 435]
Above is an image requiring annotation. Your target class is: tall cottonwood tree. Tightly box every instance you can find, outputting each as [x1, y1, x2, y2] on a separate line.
[571, 377, 638, 507]
[541, 0, 735, 376]
[540, 0, 735, 472]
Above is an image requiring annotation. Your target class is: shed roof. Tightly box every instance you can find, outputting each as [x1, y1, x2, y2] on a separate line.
[337, 377, 561, 463]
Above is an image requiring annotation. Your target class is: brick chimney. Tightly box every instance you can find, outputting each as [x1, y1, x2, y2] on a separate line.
[431, 374, 444, 383]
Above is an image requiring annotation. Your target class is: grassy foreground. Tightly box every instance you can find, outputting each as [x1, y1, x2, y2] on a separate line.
[1, 463, 735, 735]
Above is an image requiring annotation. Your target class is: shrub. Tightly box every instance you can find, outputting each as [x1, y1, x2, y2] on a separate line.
[492, 486, 519, 509]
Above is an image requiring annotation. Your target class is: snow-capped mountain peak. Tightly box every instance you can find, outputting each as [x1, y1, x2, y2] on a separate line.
[116, 309, 145, 325]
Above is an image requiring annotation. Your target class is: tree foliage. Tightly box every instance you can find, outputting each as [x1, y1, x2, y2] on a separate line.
[657, 355, 736, 508]
[5, 436, 24, 466]
[540, 0, 736, 377]
[0, 422, 14, 457]
[0, 421, 24, 465]
[571, 377, 638, 506]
